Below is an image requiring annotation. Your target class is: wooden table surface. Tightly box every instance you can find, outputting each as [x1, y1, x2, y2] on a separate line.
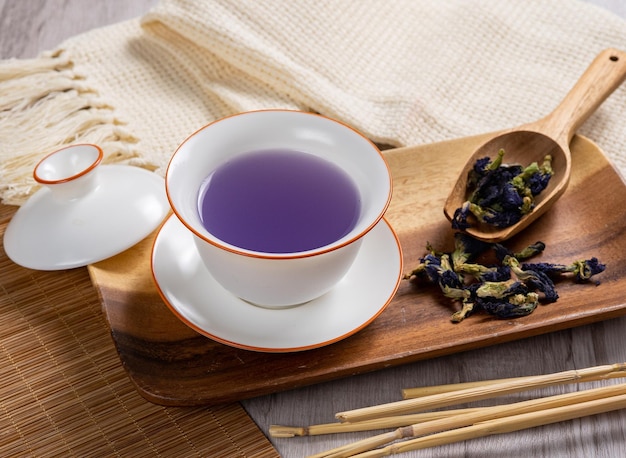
[2, 1, 626, 457]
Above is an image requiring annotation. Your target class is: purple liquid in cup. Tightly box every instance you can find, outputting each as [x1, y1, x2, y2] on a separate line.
[197, 149, 361, 253]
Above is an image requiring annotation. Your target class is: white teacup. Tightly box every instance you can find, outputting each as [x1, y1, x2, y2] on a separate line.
[166, 110, 392, 308]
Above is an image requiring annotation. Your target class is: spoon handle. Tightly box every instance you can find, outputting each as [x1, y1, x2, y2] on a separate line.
[539, 48, 626, 146]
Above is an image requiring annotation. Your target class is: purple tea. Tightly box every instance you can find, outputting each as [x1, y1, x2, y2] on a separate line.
[197, 148, 361, 253]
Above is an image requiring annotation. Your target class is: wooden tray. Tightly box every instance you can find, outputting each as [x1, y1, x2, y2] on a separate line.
[88, 133, 626, 406]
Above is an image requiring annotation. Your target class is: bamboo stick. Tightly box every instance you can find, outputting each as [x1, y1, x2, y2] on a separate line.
[402, 368, 626, 398]
[269, 407, 486, 438]
[335, 363, 626, 423]
[347, 392, 626, 457]
[311, 382, 626, 458]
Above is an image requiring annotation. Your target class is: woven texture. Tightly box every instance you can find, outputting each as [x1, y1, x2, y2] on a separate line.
[0, 204, 279, 457]
[1, 0, 626, 205]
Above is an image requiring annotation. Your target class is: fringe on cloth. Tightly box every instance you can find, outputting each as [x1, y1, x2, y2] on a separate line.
[0, 49, 151, 206]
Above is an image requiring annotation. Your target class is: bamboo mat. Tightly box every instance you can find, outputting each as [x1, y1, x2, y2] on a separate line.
[0, 204, 279, 457]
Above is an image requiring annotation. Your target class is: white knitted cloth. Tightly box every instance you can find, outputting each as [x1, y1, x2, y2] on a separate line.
[1, 0, 625, 205]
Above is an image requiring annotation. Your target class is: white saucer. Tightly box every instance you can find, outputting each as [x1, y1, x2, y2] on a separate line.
[151, 214, 403, 352]
[4, 165, 170, 270]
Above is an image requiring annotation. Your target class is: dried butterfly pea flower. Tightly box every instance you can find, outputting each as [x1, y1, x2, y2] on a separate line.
[451, 150, 554, 230]
[476, 291, 539, 318]
[405, 233, 605, 322]
[520, 155, 553, 195]
[457, 263, 509, 282]
[522, 257, 606, 283]
[504, 256, 559, 302]
[475, 279, 539, 318]
[405, 253, 464, 290]
[451, 202, 472, 230]
[454, 231, 494, 257]
[478, 265, 511, 282]
[492, 240, 546, 264]
[449, 280, 539, 322]
[513, 241, 547, 260]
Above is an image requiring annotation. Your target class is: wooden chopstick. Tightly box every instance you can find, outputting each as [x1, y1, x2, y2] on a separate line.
[309, 382, 626, 458]
[402, 368, 626, 398]
[269, 407, 486, 438]
[335, 363, 626, 423]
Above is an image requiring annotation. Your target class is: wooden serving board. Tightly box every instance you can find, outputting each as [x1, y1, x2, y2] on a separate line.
[89, 133, 626, 406]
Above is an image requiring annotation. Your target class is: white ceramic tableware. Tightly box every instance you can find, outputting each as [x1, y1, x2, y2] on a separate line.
[165, 110, 394, 308]
[4, 144, 170, 270]
[151, 214, 402, 351]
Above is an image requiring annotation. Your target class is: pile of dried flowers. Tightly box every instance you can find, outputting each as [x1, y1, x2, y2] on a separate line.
[451, 149, 553, 229]
[404, 232, 605, 322]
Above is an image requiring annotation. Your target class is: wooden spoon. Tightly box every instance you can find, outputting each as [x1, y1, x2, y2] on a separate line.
[443, 48, 626, 242]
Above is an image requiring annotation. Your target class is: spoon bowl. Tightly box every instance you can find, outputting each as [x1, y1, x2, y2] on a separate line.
[444, 48, 626, 242]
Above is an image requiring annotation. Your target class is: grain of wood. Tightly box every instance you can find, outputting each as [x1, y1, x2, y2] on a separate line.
[88, 133, 626, 408]
[2, 1, 626, 457]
